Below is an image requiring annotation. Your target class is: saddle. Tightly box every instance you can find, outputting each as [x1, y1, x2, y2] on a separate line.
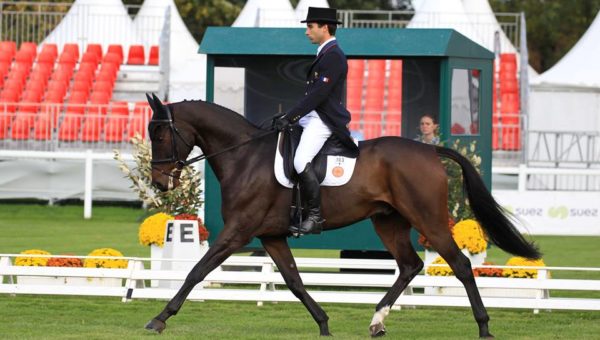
[279, 126, 358, 183]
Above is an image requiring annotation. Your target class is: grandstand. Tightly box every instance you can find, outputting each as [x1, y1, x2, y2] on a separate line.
[0, 41, 155, 151]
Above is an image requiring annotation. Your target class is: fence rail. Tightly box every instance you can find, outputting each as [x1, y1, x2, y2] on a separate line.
[1, 254, 599, 312]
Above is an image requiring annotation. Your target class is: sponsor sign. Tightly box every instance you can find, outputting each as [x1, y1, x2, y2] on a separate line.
[492, 190, 600, 236]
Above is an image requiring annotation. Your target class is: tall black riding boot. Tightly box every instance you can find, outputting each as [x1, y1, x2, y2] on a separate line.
[291, 163, 324, 235]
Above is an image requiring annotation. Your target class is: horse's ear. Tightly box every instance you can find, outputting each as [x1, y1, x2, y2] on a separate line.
[147, 92, 167, 119]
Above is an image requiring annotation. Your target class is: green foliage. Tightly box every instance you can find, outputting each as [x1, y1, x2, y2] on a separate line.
[443, 140, 482, 222]
[113, 135, 203, 216]
[489, 0, 600, 72]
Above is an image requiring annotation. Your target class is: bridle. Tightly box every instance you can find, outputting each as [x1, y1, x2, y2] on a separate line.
[149, 104, 277, 179]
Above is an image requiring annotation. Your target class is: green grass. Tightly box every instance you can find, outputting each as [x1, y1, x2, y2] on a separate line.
[0, 296, 599, 339]
[1, 203, 600, 339]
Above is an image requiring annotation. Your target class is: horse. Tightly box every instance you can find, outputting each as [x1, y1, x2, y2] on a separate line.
[143, 94, 540, 338]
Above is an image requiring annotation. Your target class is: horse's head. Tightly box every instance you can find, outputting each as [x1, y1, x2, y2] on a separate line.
[146, 93, 195, 192]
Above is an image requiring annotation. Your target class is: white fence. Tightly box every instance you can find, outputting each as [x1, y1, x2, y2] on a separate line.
[1, 254, 599, 312]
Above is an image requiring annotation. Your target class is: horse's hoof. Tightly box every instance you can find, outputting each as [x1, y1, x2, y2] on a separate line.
[145, 318, 166, 334]
[480, 333, 495, 339]
[369, 323, 386, 337]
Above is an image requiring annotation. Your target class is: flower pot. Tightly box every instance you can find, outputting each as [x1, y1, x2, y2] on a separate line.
[17, 276, 67, 285]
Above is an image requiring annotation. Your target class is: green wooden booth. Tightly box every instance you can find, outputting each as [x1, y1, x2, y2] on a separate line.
[199, 27, 493, 250]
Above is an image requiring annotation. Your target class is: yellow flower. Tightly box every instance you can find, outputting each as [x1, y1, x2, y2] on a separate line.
[452, 219, 487, 254]
[83, 248, 128, 269]
[139, 212, 173, 247]
[503, 257, 546, 278]
[426, 256, 454, 276]
[15, 249, 51, 266]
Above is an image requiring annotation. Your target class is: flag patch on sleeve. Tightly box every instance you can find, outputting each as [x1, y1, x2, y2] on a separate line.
[321, 76, 330, 83]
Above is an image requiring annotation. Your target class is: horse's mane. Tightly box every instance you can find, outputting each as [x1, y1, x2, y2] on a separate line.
[181, 99, 268, 132]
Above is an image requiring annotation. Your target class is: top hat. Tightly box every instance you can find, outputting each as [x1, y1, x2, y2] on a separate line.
[301, 7, 342, 25]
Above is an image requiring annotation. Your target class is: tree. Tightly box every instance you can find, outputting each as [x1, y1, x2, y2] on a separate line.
[489, 0, 600, 72]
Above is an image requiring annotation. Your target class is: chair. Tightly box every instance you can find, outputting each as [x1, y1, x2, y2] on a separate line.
[109, 101, 129, 116]
[0, 50, 13, 63]
[73, 71, 94, 86]
[58, 51, 77, 67]
[80, 114, 104, 142]
[103, 52, 122, 66]
[25, 78, 47, 93]
[129, 102, 151, 139]
[92, 81, 113, 95]
[0, 41, 17, 55]
[3, 79, 25, 95]
[62, 43, 80, 60]
[71, 80, 91, 93]
[58, 115, 82, 141]
[19, 42, 37, 57]
[81, 51, 99, 65]
[88, 92, 110, 115]
[85, 44, 103, 60]
[107, 44, 124, 63]
[95, 70, 115, 83]
[127, 45, 145, 65]
[148, 45, 159, 65]
[47, 80, 69, 98]
[33, 115, 53, 140]
[40, 44, 58, 58]
[104, 114, 128, 142]
[10, 113, 33, 139]
[37, 52, 56, 64]
[69, 90, 89, 104]
[14, 50, 34, 64]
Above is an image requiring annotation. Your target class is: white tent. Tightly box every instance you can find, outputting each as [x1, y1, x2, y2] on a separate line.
[295, 0, 329, 22]
[529, 11, 600, 132]
[407, 0, 483, 44]
[534, 11, 600, 88]
[462, 0, 516, 53]
[43, 0, 141, 52]
[233, 0, 299, 27]
[133, 0, 207, 101]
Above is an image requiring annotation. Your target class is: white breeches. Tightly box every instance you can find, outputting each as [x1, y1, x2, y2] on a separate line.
[294, 111, 332, 173]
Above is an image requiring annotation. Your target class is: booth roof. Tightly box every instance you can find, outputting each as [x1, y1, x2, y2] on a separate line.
[199, 27, 493, 59]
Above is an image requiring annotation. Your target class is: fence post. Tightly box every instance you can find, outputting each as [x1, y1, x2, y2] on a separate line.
[257, 260, 275, 307]
[518, 163, 527, 192]
[84, 150, 93, 219]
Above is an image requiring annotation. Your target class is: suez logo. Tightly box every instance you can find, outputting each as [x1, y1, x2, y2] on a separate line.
[504, 205, 598, 219]
[165, 222, 195, 243]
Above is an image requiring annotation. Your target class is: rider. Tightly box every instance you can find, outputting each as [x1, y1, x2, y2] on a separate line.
[275, 7, 359, 236]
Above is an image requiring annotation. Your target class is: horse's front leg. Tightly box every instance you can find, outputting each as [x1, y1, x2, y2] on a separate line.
[145, 228, 249, 333]
[260, 236, 331, 336]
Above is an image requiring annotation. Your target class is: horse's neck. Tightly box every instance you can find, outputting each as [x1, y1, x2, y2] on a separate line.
[183, 101, 264, 181]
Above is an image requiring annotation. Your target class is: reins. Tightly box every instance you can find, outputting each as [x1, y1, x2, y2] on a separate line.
[150, 104, 278, 178]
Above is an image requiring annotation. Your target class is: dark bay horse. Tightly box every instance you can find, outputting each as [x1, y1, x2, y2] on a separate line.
[144, 94, 540, 338]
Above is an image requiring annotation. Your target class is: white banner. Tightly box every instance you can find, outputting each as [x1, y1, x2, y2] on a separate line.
[492, 190, 600, 236]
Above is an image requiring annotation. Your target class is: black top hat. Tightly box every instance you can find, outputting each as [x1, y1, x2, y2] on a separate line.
[301, 7, 342, 25]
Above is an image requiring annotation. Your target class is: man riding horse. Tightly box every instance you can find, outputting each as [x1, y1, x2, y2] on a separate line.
[275, 7, 359, 236]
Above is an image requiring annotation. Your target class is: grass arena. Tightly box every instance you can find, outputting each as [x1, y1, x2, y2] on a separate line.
[1, 204, 599, 339]
[2, 1, 600, 339]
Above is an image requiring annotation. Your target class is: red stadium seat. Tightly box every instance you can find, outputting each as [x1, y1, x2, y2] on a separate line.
[81, 51, 99, 65]
[58, 115, 82, 141]
[14, 50, 34, 64]
[69, 90, 89, 104]
[92, 81, 113, 95]
[148, 45, 159, 65]
[95, 70, 115, 83]
[58, 51, 77, 67]
[73, 71, 94, 86]
[85, 44, 103, 60]
[40, 44, 58, 58]
[90, 91, 110, 104]
[107, 44, 123, 62]
[62, 43, 79, 60]
[19, 42, 37, 57]
[71, 80, 91, 93]
[37, 52, 56, 64]
[103, 52, 122, 65]
[80, 114, 105, 142]
[78, 61, 98, 75]
[0, 41, 17, 55]
[44, 90, 65, 104]
[0, 50, 13, 63]
[109, 101, 129, 115]
[4, 78, 24, 95]
[10, 113, 34, 139]
[48, 79, 70, 96]
[127, 45, 145, 65]
[32, 63, 54, 78]
[33, 115, 53, 140]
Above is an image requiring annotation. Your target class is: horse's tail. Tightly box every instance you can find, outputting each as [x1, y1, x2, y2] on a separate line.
[435, 146, 541, 260]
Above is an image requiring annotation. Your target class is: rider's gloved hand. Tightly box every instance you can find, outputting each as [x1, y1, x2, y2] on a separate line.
[274, 115, 291, 131]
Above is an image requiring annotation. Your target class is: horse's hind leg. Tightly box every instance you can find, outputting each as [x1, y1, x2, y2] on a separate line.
[425, 228, 493, 338]
[261, 236, 331, 336]
[369, 213, 424, 337]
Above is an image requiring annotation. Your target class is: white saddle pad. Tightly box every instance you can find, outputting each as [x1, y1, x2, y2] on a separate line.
[274, 133, 358, 188]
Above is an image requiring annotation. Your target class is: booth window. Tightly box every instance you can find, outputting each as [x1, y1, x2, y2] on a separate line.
[451, 68, 480, 135]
